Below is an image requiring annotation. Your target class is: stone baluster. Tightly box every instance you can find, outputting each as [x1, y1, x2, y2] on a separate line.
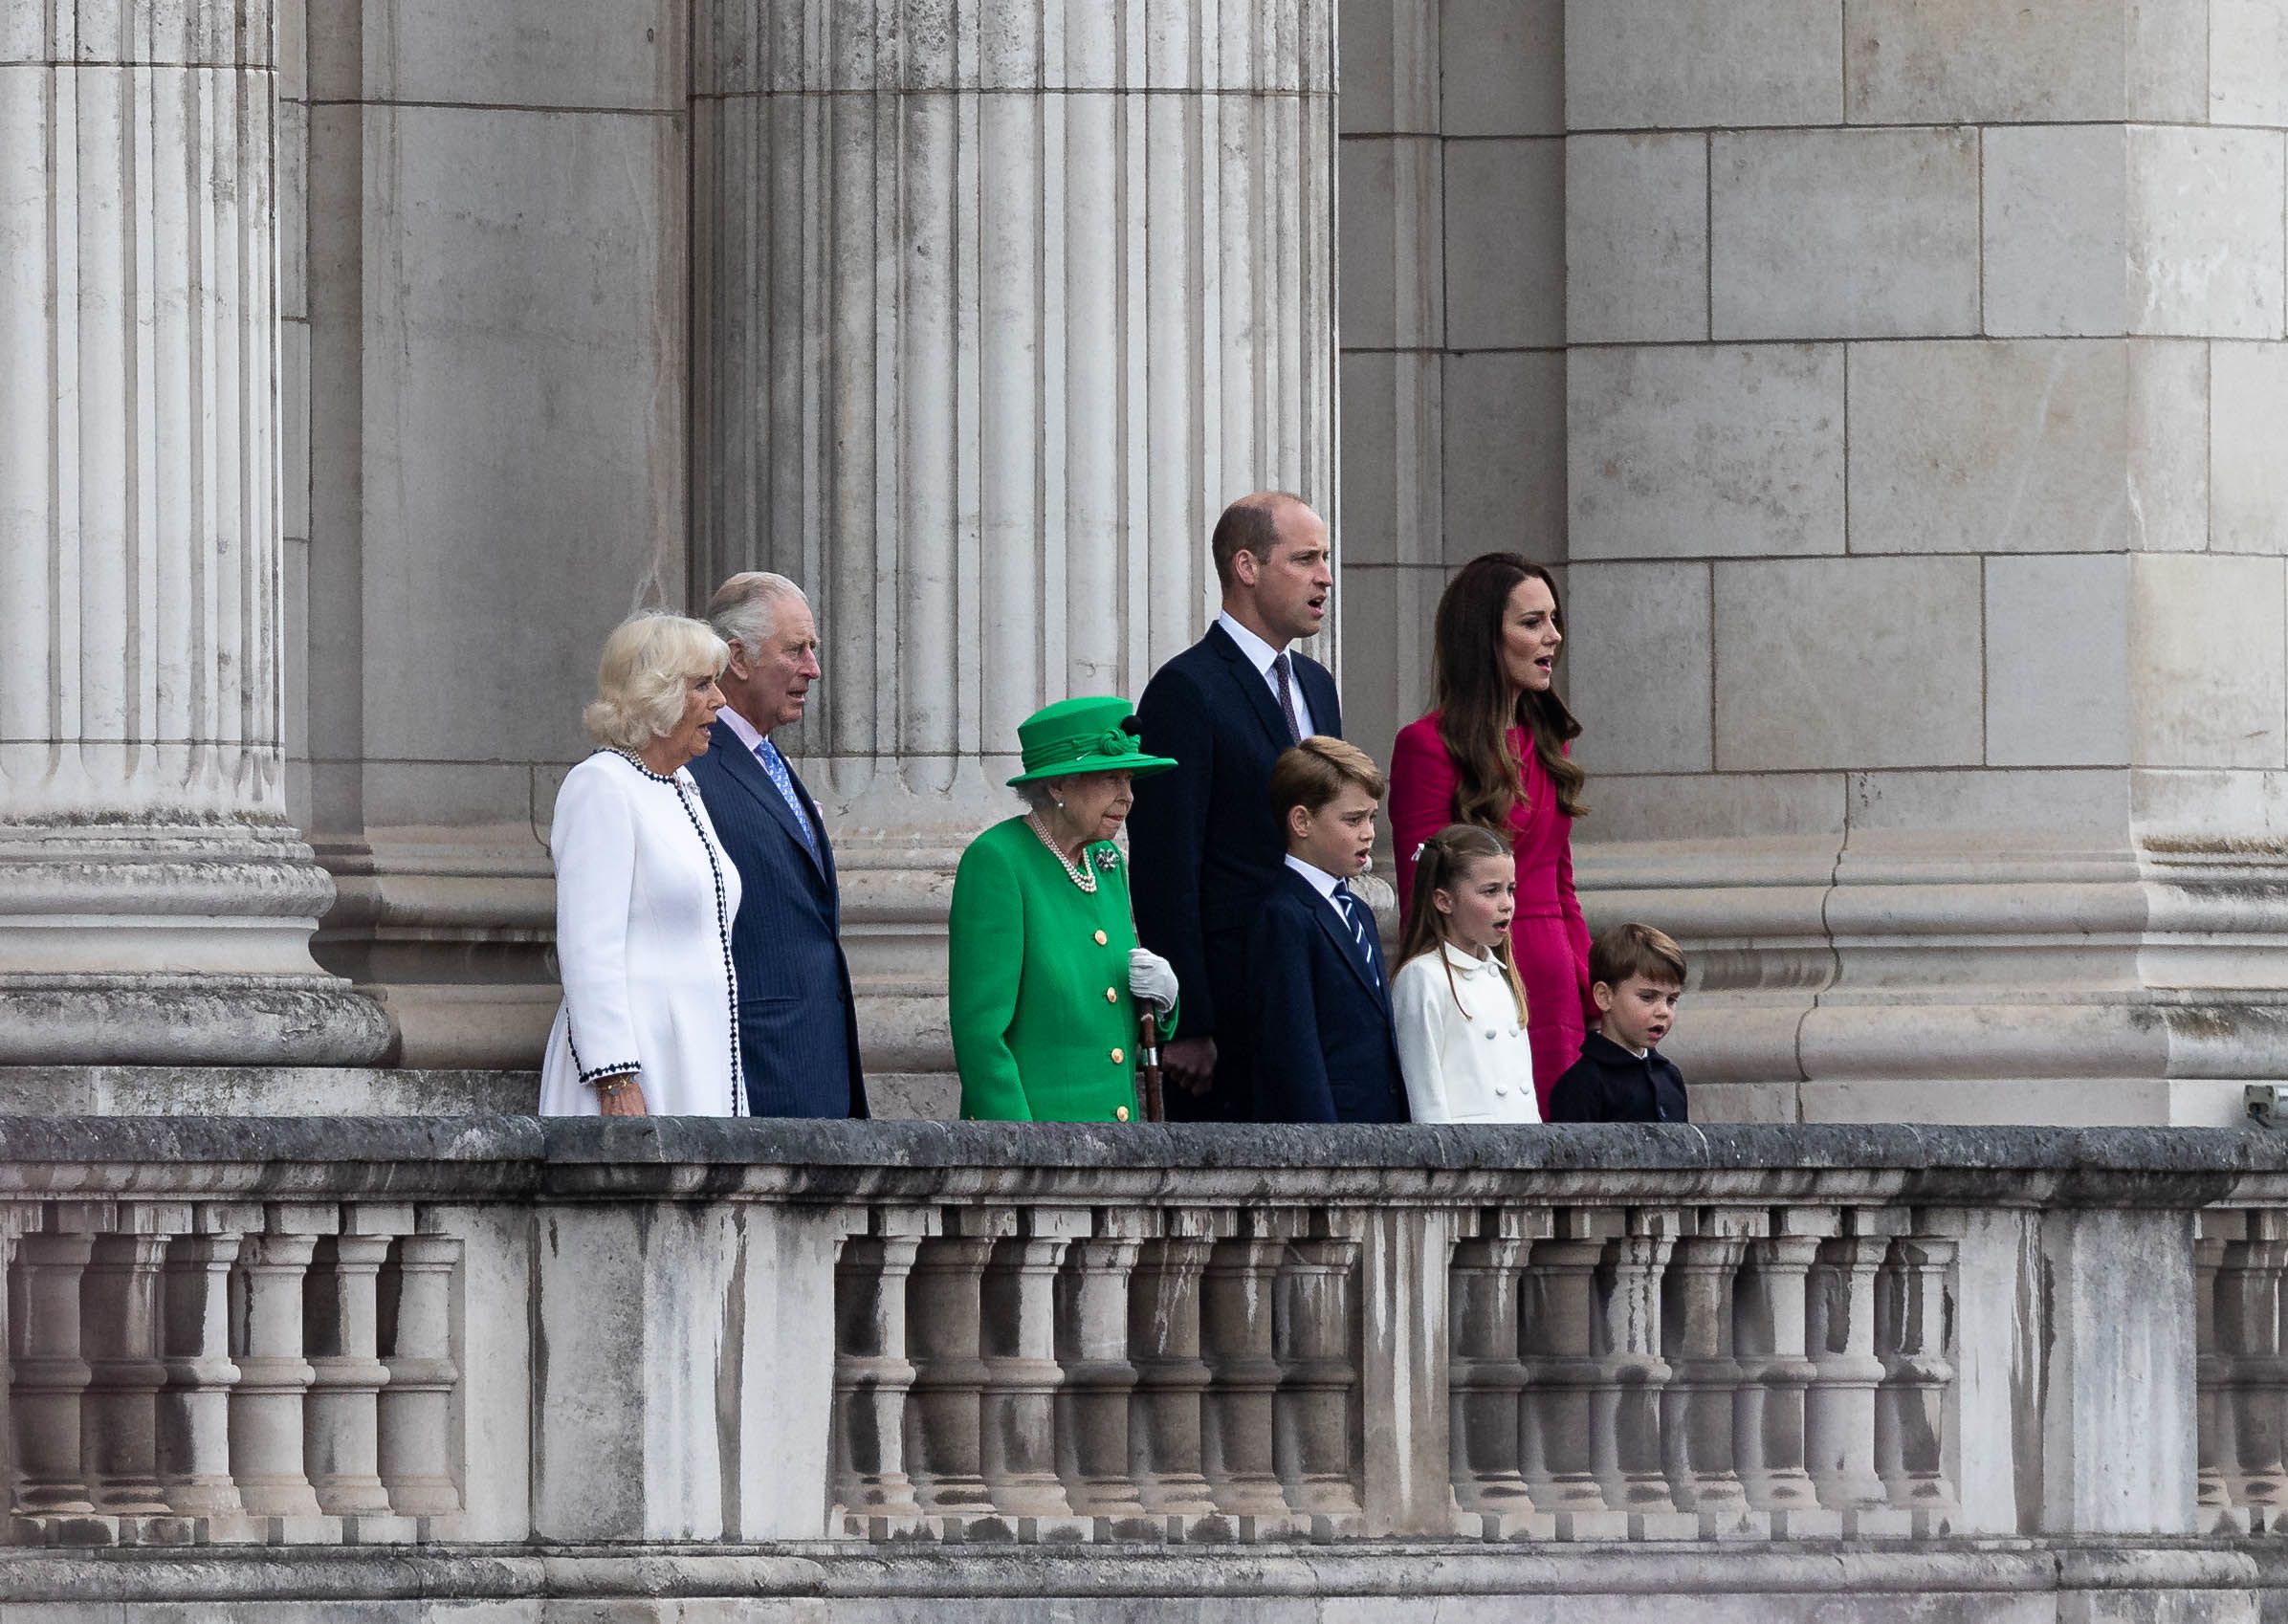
[378, 1232, 463, 1521]
[1128, 1214, 1226, 1527]
[978, 1212, 1085, 1533]
[1733, 1225, 1837, 1537]
[1805, 1219, 1904, 1536]
[1591, 1211, 1693, 1538]
[78, 1222, 173, 1518]
[228, 1224, 328, 1533]
[832, 1212, 933, 1536]
[1449, 1211, 1544, 1539]
[1659, 1218, 1762, 1537]
[2214, 1211, 2288, 1528]
[1053, 1218, 1150, 1528]
[1518, 1212, 1623, 1539]
[9, 1224, 98, 1522]
[905, 1212, 1011, 1526]
[303, 1221, 400, 1523]
[1273, 1231, 1364, 1534]
[2195, 1214, 2240, 1531]
[156, 1218, 250, 1532]
[1875, 1235, 1959, 1534]
[1200, 1214, 1302, 1533]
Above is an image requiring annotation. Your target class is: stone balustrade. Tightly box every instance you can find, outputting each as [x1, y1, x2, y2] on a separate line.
[0, 1117, 2282, 1564]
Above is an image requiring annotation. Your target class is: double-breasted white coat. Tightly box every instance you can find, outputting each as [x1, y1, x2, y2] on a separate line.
[1391, 941, 1540, 1124]
[538, 750, 746, 1117]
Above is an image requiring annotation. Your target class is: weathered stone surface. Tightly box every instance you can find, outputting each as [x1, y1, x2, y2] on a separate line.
[1566, 561, 1714, 776]
[1565, 0, 1842, 128]
[2129, 555, 2288, 770]
[1983, 557, 2132, 768]
[1442, 138, 1564, 349]
[1845, 0, 2208, 123]
[1440, 0, 1561, 137]
[1569, 345, 1843, 560]
[1711, 128, 1980, 340]
[2212, 342, 2288, 554]
[1714, 556, 1983, 772]
[1846, 340, 2206, 555]
[1441, 350, 1566, 562]
[1566, 134, 1708, 344]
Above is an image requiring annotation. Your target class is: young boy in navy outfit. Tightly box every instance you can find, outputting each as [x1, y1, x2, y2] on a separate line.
[1249, 737, 1410, 1124]
[1550, 923, 1689, 1123]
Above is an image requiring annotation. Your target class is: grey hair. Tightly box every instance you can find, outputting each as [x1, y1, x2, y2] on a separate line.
[706, 570, 809, 655]
[583, 613, 728, 751]
[1014, 779, 1065, 814]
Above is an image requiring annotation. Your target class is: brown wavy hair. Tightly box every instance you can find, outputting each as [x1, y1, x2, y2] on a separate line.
[1432, 553, 1587, 825]
[1396, 823, 1529, 1022]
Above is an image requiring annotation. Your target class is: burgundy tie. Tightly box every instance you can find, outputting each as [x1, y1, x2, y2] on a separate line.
[1273, 652, 1303, 744]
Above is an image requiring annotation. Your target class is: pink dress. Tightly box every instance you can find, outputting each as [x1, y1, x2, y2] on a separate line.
[1389, 714, 1595, 1117]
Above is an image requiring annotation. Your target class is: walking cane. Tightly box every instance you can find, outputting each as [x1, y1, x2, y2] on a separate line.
[1138, 1008, 1166, 1124]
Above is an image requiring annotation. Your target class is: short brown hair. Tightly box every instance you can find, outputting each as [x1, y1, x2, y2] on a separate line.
[1590, 922, 1686, 991]
[1211, 491, 1307, 589]
[1268, 735, 1386, 823]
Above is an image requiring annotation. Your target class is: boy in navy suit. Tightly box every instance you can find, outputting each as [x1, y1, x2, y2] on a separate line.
[1249, 737, 1409, 1124]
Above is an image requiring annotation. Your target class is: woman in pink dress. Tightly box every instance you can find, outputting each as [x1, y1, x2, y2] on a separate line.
[1389, 554, 1593, 1116]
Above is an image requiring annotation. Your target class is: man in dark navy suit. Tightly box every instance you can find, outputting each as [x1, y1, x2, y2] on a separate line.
[1129, 492, 1341, 1120]
[689, 573, 869, 1118]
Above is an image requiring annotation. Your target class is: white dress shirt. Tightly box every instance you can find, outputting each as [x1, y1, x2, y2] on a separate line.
[1392, 941, 1539, 1124]
[1217, 610, 1316, 739]
[1283, 853, 1350, 927]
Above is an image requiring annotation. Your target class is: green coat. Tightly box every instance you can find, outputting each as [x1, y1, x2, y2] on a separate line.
[947, 817, 1177, 1122]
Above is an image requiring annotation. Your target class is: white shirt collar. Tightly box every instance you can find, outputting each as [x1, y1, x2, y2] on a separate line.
[1283, 852, 1341, 899]
[716, 704, 768, 755]
[1216, 610, 1288, 677]
[1440, 940, 1501, 975]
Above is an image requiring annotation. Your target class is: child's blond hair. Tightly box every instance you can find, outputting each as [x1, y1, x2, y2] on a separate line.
[1396, 823, 1529, 1023]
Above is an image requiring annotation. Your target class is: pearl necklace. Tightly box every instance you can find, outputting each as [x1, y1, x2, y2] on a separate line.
[1026, 812, 1098, 893]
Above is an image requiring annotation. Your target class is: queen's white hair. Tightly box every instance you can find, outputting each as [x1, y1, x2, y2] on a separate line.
[706, 571, 809, 656]
[582, 613, 729, 751]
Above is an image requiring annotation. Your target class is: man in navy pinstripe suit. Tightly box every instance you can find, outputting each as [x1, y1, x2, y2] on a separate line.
[689, 573, 869, 1118]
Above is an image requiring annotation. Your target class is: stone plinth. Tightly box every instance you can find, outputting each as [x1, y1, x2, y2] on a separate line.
[0, 0, 387, 1064]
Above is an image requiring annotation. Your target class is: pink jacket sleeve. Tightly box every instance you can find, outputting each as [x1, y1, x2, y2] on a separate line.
[1386, 719, 1457, 925]
[1555, 740, 1595, 1026]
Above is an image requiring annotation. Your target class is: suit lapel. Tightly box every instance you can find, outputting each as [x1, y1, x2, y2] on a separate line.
[1291, 868, 1384, 1006]
[710, 720, 827, 882]
[1205, 622, 1298, 753]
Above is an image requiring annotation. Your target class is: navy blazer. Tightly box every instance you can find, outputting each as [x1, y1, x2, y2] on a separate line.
[1549, 1032, 1688, 1124]
[1130, 623, 1341, 1113]
[686, 719, 869, 1119]
[1247, 867, 1408, 1125]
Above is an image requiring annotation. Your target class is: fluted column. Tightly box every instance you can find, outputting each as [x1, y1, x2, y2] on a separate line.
[690, 0, 1337, 1086]
[0, 0, 388, 1065]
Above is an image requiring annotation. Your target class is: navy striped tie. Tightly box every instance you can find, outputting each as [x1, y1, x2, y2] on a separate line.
[1332, 882, 1379, 987]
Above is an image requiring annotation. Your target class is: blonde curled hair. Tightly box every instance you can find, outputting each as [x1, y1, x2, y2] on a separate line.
[582, 613, 728, 752]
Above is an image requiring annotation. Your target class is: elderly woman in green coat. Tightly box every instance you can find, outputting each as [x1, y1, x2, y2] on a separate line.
[949, 696, 1182, 1122]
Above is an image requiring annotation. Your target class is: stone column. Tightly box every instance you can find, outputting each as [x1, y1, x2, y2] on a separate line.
[156, 1225, 248, 1525]
[0, 0, 387, 1066]
[377, 1232, 462, 1521]
[690, 0, 1337, 1096]
[1561, 0, 2288, 1127]
[1053, 1224, 1150, 1525]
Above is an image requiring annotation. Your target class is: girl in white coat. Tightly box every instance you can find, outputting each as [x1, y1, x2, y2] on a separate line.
[1391, 823, 1539, 1124]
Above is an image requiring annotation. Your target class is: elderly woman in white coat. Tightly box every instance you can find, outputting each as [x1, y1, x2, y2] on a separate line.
[538, 612, 745, 1118]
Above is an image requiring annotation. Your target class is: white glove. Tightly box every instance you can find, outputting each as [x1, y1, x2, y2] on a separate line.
[1128, 947, 1178, 1011]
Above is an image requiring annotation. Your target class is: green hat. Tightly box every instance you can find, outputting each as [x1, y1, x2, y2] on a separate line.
[1006, 696, 1178, 787]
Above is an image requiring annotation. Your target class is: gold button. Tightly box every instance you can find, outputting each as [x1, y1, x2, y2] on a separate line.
[1115, 1106, 1131, 1122]
[1106, 987, 1119, 1003]
[1111, 1047, 1125, 1064]
[1094, 930, 1109, 946]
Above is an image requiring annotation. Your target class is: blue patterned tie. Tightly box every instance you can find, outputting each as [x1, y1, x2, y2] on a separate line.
[1331, 882, 1379, 987]
[758, 738, 820, 861]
